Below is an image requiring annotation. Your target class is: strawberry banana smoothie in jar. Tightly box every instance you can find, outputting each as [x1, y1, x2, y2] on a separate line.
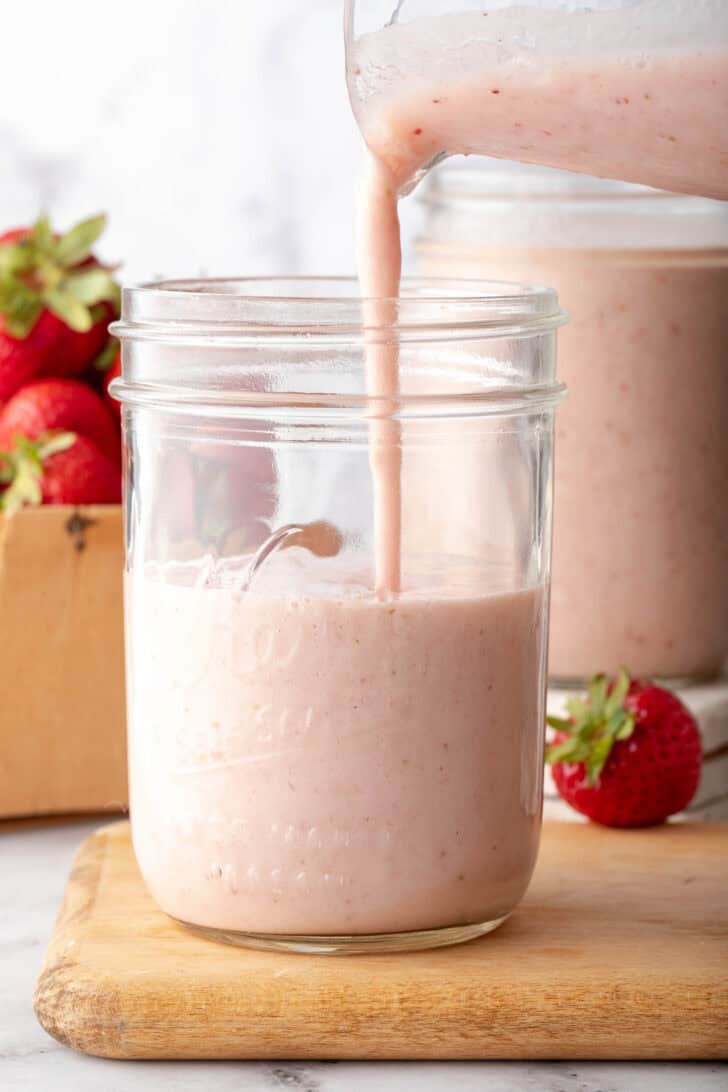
[111, 277, 565, 953]
[416, 162, 728, 683]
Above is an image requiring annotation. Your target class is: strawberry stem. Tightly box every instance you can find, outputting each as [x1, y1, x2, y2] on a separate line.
[0, 213, 119, 337]
[546, 668, 636, 784]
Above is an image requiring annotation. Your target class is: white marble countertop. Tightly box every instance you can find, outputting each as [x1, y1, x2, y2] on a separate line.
[2, 818, 726, 1092]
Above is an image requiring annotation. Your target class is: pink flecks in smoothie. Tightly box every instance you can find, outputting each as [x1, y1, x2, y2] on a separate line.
[348, 8, 728, 199]
[350, 3, 727, 597]
[420, 242, 728, 679]
[128, 566, 546, 935]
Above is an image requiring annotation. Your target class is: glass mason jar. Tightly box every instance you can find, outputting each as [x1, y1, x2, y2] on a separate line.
[111, 277, 566, 954]
[345, 1, 728, 200]
[417, 161, 728, 684]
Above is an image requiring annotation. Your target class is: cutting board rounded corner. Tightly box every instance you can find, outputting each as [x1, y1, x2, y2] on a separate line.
[34, 959, 129, 1060]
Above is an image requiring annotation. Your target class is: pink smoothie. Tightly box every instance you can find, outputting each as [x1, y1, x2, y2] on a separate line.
[128, 557, 546, 936]
[349, 4, 728, 199]
[418, 241, 728, 680]
[351, 3, 727, 600]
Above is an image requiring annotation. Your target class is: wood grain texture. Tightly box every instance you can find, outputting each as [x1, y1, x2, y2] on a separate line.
[0, 506, 127, 817]
[34, 820, 728, 1061]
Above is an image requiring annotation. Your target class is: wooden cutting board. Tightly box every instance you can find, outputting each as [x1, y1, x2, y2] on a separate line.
[34, 820, 728, 1061]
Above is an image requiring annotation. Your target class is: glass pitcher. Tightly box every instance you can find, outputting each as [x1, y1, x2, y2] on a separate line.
[345, 0, 728, 199]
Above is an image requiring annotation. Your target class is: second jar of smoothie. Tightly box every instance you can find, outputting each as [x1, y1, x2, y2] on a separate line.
[112, 277, 565, 953]
[417, 161, 728, 683]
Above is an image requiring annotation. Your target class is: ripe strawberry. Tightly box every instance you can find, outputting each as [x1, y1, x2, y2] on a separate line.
[37, 302, 117, 382]
[0, 214, 119, 403]
[547, 671, 701, 828]
[0, 378, 120, 463]
[0, 431, 121, 509]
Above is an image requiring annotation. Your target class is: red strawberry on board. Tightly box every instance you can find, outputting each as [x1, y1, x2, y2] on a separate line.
[0, 214, 119, 402]
[546, 670, 702, 828]
[0, 431, 121, 510]
[0, 378, 120, 463]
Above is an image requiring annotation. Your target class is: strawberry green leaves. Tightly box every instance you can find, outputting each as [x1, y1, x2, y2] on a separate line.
[0, 285, 44, 339]
[0, 431, 76, 512]
[64, 267, 118, 306]
[0, 213, 119, 338]
[31, 215, 55, 255]
[55, 214, 107, 267]
[44, 290, 97, 333]
[546, 668, 636, 784]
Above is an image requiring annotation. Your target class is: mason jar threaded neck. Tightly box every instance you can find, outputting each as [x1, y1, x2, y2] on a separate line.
[110, 276, 567, 417]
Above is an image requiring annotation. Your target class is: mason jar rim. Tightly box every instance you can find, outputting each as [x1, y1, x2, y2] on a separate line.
[110, 275, 567, 344]
[110, 276, 567, 418]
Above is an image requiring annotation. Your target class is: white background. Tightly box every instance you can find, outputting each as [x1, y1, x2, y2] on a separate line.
[0, 0, 421, 282]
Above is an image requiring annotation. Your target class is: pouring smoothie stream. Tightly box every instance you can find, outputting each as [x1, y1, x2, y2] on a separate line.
[349, 0, 728, 596]
[116, 2, 724, 953]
